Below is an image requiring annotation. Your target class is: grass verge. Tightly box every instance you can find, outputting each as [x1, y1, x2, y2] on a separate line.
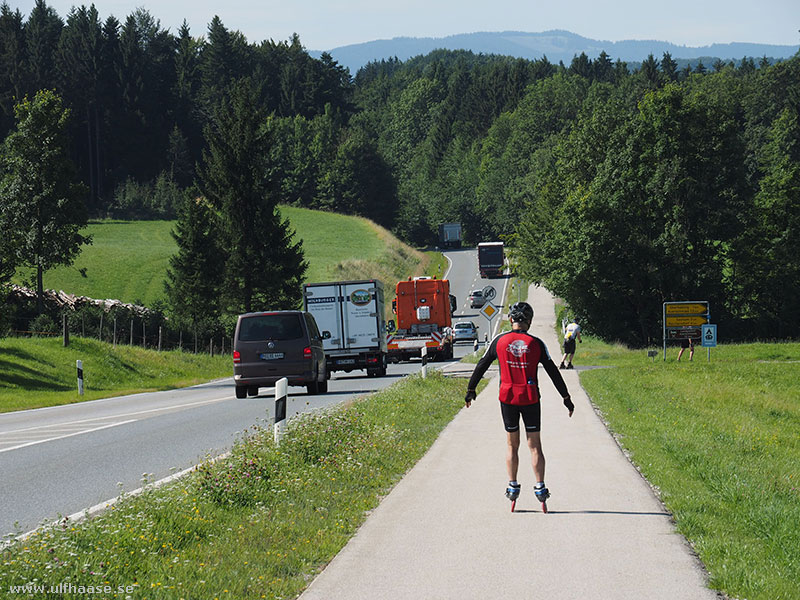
[576, 338, 800, 600]
[1, 372, 476, 599]
[0, 337, 231, 412]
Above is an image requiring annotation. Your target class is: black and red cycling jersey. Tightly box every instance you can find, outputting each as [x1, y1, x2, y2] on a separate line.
[467, 330, 569, 406]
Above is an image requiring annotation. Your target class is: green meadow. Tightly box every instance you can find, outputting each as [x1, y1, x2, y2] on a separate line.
[13, 206, 428, 306]
[575, 337, 800, 600]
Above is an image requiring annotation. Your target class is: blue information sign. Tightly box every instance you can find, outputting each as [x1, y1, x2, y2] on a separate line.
[701, 324, 717, 348]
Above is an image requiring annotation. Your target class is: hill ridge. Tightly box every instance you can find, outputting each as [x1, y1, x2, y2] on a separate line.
[309, 29, 799, 74]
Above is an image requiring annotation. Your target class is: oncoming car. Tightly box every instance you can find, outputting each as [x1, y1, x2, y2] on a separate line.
[453, 321, 478, 343]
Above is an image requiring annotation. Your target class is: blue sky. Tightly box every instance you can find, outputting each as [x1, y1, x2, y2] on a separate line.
[9, 0, 800, 50]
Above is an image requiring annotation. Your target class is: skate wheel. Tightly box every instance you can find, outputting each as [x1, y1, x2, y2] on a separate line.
[541, 501, 548, 514]
[511, 499, 516, 512]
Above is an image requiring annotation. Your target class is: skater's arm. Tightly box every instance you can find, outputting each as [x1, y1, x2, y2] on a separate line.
[542, 357, 569, 397]
[465, 336, 499, 406]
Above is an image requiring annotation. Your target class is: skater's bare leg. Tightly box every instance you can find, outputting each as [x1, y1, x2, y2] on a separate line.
[506, 430, 521, 481]
[526, 431, 545, 482]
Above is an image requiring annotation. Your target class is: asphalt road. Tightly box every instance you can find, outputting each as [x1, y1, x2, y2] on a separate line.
[0, 249, 497, 537]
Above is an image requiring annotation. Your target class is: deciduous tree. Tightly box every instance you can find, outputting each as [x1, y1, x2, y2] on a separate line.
[0, 89, 90, 312]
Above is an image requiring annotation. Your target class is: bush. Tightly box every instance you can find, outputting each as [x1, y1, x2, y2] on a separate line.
[29, 313, 57, 336]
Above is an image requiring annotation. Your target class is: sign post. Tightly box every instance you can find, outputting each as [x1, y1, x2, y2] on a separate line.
[663, 301, 710, 361]
[701, 323, 717, 362]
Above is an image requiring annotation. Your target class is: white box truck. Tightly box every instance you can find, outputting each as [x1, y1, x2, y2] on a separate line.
[303, 280, 389, 377]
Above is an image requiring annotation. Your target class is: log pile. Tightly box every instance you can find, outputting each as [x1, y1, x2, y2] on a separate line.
[6, 284, 154, 318]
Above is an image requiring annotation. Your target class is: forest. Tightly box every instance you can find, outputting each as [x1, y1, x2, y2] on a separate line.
[0, 0, 798, 345]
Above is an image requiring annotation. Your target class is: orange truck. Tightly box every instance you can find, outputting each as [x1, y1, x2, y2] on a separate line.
[387, 277, 454, 362]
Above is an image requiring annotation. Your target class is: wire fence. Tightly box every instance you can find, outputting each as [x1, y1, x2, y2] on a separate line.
[4, 311, 231, 356]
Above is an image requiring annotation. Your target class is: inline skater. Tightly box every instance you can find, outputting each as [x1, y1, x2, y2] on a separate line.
[559, 318, 582, 369]
[464, 302, 574, 512]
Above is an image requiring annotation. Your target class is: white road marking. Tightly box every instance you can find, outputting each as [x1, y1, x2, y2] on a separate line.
[0, 395, 234, 435]
[0, 420, 138, 454]
[0, 395, 235, 453]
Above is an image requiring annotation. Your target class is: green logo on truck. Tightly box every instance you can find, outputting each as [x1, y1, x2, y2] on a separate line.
[350, 289, 371, 306]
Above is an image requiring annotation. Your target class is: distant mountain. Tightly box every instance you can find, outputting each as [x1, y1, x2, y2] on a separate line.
[309, 30, 799, 75]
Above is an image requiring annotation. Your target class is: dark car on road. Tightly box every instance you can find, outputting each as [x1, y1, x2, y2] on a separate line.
[233, 310, 330, 398]
[453, 321, 478, 344]
[469, 289, 486, 308]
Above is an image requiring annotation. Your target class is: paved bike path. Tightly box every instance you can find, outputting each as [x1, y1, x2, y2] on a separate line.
[300, 285, 720, 600]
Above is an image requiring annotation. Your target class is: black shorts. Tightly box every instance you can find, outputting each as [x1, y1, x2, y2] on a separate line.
[564, 338, 576, 354]
[500, 402, 541, 433]
[681, 338, 694, 349]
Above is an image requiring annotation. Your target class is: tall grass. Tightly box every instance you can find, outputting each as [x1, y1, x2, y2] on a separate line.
[577, 338, 800, 600]
[0, 372, 471, 598]
[0, 337, 231, 412]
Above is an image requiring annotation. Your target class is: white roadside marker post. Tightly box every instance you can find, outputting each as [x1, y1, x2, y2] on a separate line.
[274, 377, 288, 445]
[421, 346, 428, 378]
[76, 360, 84, 396]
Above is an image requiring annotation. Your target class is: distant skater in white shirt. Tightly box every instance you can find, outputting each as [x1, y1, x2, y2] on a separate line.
[559, 319, 582, 369]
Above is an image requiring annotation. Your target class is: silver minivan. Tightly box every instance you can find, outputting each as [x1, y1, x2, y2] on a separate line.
[232, 310, 330, 398]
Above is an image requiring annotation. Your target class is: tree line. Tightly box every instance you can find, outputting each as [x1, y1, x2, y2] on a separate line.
[0, 0, 797, 344]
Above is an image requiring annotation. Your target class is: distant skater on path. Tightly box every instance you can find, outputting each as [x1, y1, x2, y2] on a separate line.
[559, 318, 582, 369]
[464, 302, 574, 511]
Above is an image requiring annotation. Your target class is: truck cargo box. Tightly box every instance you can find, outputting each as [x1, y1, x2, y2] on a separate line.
[303, 280, 388, 377]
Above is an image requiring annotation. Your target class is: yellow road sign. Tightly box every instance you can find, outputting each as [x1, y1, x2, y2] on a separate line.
[665, 303, 708, 315]
[666, 316, 708, 327]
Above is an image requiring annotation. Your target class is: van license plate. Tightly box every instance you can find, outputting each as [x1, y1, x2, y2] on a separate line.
[259, 352, 284, 360]
[337, 359, 356, 365]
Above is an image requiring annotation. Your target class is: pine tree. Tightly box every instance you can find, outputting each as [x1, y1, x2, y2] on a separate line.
[197, 77, 307, 315]
[56, 5, 102, 209]
[0, 3, 26, 136]
[661, 52, 678, 82]
[23, 0, 62, 93]
[164, 191, 224, 333]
